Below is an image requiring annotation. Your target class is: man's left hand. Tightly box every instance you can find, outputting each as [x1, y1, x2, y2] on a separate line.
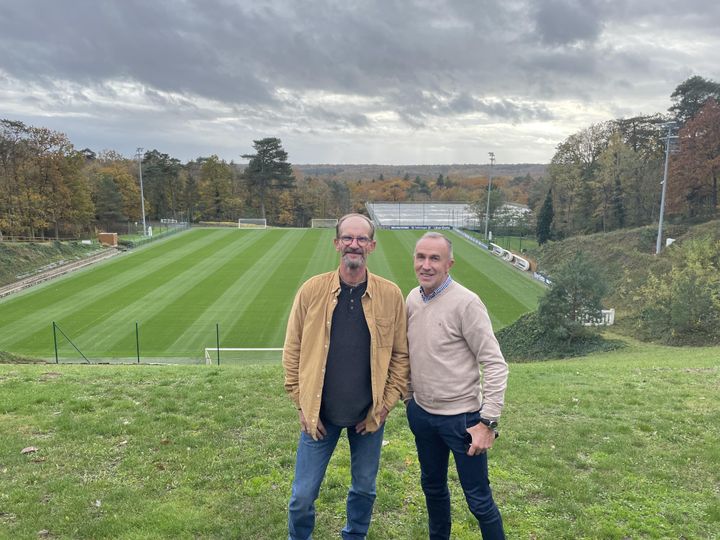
[355, 406, 389, 434]
[465, 423, 496, 456]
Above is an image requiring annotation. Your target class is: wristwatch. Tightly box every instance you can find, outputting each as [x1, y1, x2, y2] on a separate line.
[478, 417, 498, 430]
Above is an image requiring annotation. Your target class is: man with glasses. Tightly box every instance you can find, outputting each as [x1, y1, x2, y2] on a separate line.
[405, 232, 508, 539]
[283, 213, 409, 540]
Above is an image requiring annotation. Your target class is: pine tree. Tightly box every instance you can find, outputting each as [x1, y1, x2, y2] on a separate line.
[536, 189, 554, 244]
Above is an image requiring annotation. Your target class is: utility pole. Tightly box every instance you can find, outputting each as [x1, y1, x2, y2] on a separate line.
[655, 123, 678, 254]
[484, 152, 495, 242]
[136, 148, 147, 236]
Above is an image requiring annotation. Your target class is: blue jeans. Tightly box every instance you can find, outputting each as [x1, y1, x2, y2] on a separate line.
[406, 398, 505, 540]
[288, 421, 385, 540]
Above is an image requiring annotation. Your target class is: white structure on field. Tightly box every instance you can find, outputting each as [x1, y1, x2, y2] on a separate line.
[238, 218, 267, 229]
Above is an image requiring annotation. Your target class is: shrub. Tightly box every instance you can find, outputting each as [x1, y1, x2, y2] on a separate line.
[631, 237, 720, 345]
[497, 312, 623, 362]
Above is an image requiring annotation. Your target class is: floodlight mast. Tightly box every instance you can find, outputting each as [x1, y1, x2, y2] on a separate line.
[655, 123, 678, 255]
[136, 148, 147, 236]
[484, 152, 495, 242]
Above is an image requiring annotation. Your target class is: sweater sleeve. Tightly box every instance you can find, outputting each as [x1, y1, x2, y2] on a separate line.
[462, 297, 508, 419]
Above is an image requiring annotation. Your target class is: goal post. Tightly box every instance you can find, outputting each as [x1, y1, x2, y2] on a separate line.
[238, 218, 267, 229]
[204, 347, 283, 365]
[311, 218, 338, 228]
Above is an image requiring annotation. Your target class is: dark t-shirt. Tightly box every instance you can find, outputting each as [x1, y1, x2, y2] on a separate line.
[320, 280, 372, 427]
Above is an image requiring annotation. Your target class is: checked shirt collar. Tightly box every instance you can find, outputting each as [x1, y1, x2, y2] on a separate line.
[419, 274, 453, 303]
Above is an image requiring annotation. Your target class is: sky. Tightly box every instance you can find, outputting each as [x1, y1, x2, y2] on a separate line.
[1, 0, 718, 165]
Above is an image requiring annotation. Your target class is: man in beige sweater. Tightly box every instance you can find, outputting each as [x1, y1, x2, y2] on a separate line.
[406, 232, 508, 540]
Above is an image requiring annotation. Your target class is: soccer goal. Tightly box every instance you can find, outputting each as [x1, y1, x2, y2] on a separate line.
[238, 218, 267, 229]
[204, 347, 283, 365]
[311, 218, 338, 228]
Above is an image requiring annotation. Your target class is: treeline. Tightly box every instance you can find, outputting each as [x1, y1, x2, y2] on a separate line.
[0, 120, 527, 239]
[536, 76, 720, 241]
[0, 131, 355, 239]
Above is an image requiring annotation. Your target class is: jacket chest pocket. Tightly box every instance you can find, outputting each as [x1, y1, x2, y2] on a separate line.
[374, 317, 394, 348]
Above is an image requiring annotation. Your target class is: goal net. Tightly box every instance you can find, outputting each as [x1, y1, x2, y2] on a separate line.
[311, 218, 338, 228]
[238, 218, 267, 229]
[204, 347, 283, 365]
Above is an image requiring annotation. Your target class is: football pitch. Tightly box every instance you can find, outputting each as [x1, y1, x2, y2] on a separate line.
[0, 228, 545, 362]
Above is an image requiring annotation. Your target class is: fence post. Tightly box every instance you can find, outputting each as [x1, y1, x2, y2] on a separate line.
[135, 321, 140, 364]
[53, 321, 58, 364]
[216, 323, 220, 366]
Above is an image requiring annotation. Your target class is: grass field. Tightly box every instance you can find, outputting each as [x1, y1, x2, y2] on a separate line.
[0, 339, 717, 539]
[0, 228, 545, 362]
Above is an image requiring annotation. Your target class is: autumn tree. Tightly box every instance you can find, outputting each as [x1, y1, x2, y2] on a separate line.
[669, 75, 720, 124]
[241, 138, 295, 220]
[668, 98, 720, 218]
[197, 155, 241, 221]
[547, 122, 613, 236]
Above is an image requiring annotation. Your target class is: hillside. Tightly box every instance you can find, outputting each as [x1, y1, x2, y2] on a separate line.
[529, 218, 720, 314]
[0, 241, 102, 288]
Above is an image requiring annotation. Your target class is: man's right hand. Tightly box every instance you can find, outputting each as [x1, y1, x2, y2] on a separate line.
[299, 410, 326, 440]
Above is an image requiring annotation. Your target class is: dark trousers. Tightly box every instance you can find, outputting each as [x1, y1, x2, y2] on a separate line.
[406, 398, 505, 540]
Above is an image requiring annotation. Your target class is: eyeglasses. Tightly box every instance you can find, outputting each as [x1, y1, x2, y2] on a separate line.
[338, 235, 372, 247]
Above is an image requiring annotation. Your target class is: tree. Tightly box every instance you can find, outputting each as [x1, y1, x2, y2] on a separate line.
[141, 150, 182, 220]
[537, 251, 607, 340]
[669, 75, 720, 124]
[668, 98, 720, 218]
[95, 176, 126, 230]
[241, 138, 295, 220]
[197, 155, 239, 221]
[547, 122, 614, 236]
[535, 189, 554, 244]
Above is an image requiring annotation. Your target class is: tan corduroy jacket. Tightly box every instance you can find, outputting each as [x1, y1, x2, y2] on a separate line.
[283, 269, 409, 439]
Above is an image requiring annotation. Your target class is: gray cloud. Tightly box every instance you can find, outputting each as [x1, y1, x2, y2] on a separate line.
[0, 0, 718, 163]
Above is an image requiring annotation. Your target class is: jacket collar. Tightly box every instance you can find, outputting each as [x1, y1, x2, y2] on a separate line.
[331, 268, 374, 298]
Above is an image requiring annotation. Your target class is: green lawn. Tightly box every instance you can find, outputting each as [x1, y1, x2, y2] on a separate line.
[0, 339, 717, 539]
[0, 228, 544, 362]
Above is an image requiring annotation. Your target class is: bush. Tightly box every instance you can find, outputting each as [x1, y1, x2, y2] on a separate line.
[630, 237, 720, 345]
[537, 251, 607, 340]
[497, 312, 623, 361]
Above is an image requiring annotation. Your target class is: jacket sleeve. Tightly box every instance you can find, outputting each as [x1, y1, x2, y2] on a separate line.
[382, 289, 410, 410]
[282, 286, 305, 409]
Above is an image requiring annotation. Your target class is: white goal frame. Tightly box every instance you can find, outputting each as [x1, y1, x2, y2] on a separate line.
[204, 347, 283, 365]
[311, 218, 338, 228]
[238, 218, 267, 229]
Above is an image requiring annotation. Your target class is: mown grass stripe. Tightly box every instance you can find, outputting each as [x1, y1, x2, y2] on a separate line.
[0, 229, 236, 349]
[1, 229, 246, 355]
[166, 229, 307, 354]
[115, 230, 295, 356]
[372, 230, 418, 295]
[92, 229, 275, 356]
[0, 228, 543, 358]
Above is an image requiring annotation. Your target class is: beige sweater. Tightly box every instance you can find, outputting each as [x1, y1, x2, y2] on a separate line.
[406, 280, 508, 419]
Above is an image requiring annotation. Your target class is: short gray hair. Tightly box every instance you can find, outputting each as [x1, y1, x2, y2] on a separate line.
[416, 232, 453, 258]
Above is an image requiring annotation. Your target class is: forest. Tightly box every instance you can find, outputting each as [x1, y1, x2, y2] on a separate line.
[0, 76, 718, 240]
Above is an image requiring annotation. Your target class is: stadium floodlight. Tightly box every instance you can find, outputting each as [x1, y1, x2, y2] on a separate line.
[655, 122, 678, 255]
[136, 148, 147, 236]
[484, 152, 495, 242]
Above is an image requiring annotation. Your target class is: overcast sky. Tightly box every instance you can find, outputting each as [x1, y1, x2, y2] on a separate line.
[1, 0, 718, 165]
